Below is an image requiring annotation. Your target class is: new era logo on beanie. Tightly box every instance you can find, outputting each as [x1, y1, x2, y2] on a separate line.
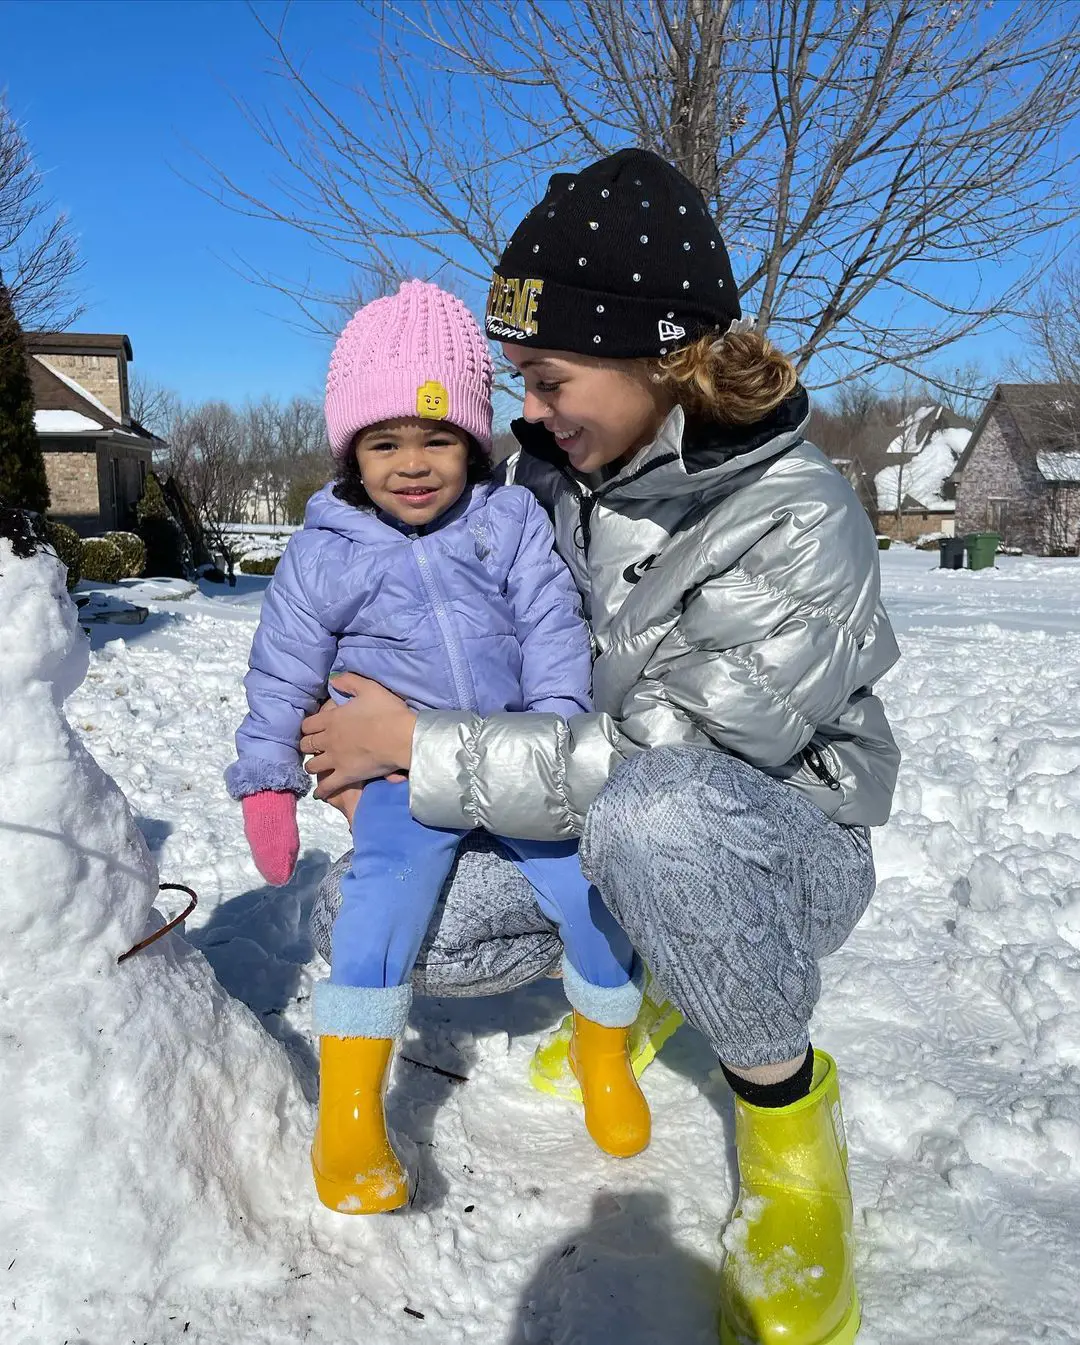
[486, 149, 740, 359]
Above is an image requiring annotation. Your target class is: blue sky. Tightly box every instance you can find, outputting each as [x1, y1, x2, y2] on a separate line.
[4, 0, 360, 404]
[3, 0, 1071, 411]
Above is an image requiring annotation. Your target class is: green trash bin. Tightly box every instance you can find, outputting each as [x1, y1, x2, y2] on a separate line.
[965, 532, 1000, 571]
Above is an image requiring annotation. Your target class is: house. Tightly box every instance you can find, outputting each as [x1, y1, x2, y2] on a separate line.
[27, 332, 159, 536]
[874, 405, 972, 541]
[946, 384, 1080, 556]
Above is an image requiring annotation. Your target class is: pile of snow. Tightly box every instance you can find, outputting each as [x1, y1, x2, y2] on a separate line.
[876, 406, 971, 514]
[0, 535, 316, 1340]
[4, 532, 1080, 1342]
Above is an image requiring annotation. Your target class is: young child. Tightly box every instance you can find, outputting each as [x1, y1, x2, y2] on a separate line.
[225, 281, 649, 1214]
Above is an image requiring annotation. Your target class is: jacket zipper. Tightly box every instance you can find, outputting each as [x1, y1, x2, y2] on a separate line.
[414, 537, 476, 712]
[554, 454, 678, 557]
[803, 743, 841, 791]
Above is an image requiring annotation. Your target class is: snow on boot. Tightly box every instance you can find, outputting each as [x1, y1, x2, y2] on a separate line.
[531, 968, 683, 1102]
[718, 1051, 858, 1345]
[311, 1036, 409, 1214]
[569, 1012, 652, 1158]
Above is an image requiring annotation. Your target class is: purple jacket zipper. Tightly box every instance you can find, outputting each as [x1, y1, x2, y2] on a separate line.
[414, 536, 477, 712]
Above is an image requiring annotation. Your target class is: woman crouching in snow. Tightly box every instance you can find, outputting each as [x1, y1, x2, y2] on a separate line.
[302, 152, 900, 1344]
[227, 281, 650, 1216]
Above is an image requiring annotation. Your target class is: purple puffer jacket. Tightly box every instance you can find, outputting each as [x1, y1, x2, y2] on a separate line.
[225, 480, 593, 799]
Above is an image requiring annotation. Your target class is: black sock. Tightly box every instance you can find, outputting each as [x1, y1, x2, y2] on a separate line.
[721, 1044, 815, 1108]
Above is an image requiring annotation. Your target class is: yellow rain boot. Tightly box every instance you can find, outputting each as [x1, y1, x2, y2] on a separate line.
[569, 1012, 652, 1158]
[311, 1035, 409, 1214]
[719, 1051, 859, 1345]
[531, 967, 683, 1102]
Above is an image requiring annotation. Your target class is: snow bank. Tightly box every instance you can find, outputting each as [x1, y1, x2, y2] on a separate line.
[0, 537, 313, 1340]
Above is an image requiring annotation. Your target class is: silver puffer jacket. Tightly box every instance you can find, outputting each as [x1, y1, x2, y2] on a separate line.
[410, 389, 900, 839]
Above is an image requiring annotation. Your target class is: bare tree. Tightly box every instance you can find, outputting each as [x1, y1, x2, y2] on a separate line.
[129, 371, 181, 438]
[243, 394, 327, 522]
[165, 402, 251, 583]
[0, 94, 83, 330]
[1031, 264, 1080, 391]
[206, 0, 1080, 384]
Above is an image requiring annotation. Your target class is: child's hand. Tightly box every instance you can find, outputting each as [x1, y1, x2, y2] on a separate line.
[321, 774, 408, 828]
[241, 791, 300, 886]
[325, 782, 364, 827]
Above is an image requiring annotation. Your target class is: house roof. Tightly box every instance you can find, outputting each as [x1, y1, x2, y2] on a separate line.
[949, 383, 1080, 484]
[1037, 450, 1080, 484]
[24, 331, 133, 361]
[28, 353, 156, 445]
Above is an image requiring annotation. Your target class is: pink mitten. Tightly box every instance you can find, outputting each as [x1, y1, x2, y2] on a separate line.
[242, 791, 300, 886]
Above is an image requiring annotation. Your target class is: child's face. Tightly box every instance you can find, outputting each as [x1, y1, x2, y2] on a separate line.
[354, 418, 470, 525]
[504, 345, 674, 474]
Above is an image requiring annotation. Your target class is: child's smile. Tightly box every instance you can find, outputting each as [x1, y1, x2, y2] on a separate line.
[354, 417, 471, 526]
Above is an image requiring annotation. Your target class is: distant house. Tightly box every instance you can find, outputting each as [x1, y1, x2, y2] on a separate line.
[874, 404, 972, 542]
[946, 384, 1080, 556]
[27, 332, 159, 536]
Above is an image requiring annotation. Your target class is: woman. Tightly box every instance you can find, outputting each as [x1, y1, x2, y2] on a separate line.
[302, 149, 899, 1345]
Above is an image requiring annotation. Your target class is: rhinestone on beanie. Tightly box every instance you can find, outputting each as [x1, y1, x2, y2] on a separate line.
[486, 147, 740, 355]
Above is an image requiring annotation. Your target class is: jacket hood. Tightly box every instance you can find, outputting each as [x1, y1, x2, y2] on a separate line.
[512, 384, 811, 501]
[302, 480, 492, 540]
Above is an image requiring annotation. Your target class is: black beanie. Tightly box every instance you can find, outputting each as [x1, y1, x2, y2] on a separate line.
[485, 148, 740, 359]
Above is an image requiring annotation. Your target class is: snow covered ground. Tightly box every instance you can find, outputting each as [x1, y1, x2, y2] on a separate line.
[4, 545, 1080, 1344]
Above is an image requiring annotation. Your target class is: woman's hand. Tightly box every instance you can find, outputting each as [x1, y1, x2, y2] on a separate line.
[300, 674, 416, 800]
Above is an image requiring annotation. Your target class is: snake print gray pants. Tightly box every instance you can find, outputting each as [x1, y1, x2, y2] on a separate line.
[309, 746, 876, 1066]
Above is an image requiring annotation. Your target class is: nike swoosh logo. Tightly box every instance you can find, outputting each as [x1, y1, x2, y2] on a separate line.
[622, 553, 658, 585]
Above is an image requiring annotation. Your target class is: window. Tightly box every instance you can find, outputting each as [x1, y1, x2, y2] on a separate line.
[110, 457, 121, 525]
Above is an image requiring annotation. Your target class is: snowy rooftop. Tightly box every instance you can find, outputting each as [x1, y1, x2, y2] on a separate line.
[34, 409, 104, 434]
[876, 413, 971, 512]
[1037, 450, 1080, 483]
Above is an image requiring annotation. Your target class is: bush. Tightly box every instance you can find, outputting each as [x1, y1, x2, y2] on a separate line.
[81, 537, 125, 583]
[135, 471, 170, 523]
[45, 520, 83, 590]
[240, 555, 280, 576]
[104, 530, 146, 578]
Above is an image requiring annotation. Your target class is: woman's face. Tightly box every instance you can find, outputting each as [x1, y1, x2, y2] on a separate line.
[354, 417, 470, 525]
[503, 345, 675, 474]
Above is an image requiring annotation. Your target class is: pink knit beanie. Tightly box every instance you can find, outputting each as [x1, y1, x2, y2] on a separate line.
[325, 280, 493, 458]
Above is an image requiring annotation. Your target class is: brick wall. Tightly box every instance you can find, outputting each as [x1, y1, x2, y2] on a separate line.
[43, 446, 100, 533]
[41, 352, 127, 421]
[955, 404, 1048, 551]
[876, 511, 956, 542]
[1043, 484, 1080, 555]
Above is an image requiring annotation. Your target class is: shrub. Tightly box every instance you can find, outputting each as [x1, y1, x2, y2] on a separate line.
[135, 473, 189, 577]
[81, 537, 125, 583]
[240, 555, 280, 575]
[45, 520, 83, 590]
[104, 530, 146, 578]
[135, 471, 170, 523]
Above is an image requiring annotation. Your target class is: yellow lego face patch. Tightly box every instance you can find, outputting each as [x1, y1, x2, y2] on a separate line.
[417, 380, 449, 420]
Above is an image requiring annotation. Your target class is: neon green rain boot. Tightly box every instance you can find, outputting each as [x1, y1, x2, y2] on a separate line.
[530, 967, 683, 1102]
[718, 1051, 859, 1345]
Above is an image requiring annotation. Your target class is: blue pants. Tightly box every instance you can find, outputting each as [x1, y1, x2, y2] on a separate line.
[330, 780, 635, 994]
